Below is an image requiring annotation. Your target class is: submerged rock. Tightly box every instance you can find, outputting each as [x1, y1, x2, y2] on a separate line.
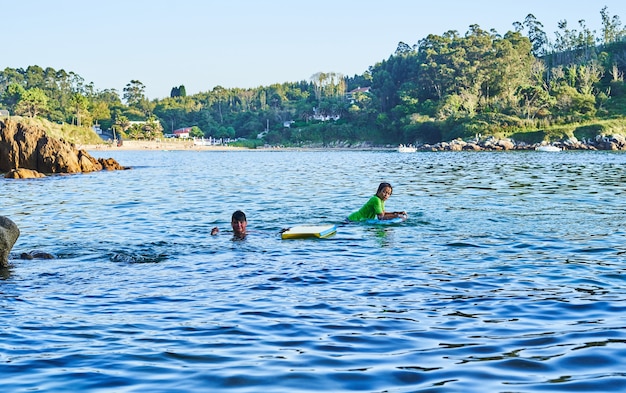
[19, 251, 55, 260]
[4, 168, 46, 179]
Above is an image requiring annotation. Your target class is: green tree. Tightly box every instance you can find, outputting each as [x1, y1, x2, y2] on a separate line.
[516, 84, 554, 119]
[189, 126, 203, 138]
[2, 83, 26, 112]
[15, 88, 48, 117]
[211, 85, 229, 123]
[127, 123, 143, 139]
[141, 117, 164, 140]
[170, 85, 187, 98]
[453, 25, 497, 105]
[68, 93, 90, 126]
[91, 101, 111, 126]
[416, 31, 458, 101]
[154, 97, 185, 133]
[24, 65, 45, 90]
[217, 126, 236, 139]
[137, 98, 156, 117]
[552, 19, 597, 64]
[514, 14, 548, 57]
[0, 67, 25, 94]
[123, 80, 146, 106]
[600, 6, 625, 44]
[310, 72, 345, 101]
[491, 31, 534, 109]
[113, 114, 131, 138]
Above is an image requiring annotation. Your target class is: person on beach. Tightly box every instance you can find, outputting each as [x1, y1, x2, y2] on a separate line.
[211, 210, 248, 239]
[347, 182, 407, 222]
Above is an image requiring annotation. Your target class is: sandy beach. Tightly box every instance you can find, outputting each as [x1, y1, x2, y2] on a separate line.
[77, 140, 395, 152]
[78, 139, 247, 152]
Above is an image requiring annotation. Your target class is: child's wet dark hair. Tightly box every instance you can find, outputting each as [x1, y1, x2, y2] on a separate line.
[377, 182, 393, 194]
[231, 210, 247, 222]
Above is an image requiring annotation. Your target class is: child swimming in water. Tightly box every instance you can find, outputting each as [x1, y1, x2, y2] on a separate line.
[348, 182, 407, 222]
[211, 210, 248, 239]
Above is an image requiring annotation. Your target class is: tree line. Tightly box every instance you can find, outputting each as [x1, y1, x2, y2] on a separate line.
[1, 6, 625, 146]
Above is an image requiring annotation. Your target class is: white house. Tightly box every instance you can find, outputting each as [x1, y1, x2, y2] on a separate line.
[345, 86, 371, 103]
[173, 127, 191, 139]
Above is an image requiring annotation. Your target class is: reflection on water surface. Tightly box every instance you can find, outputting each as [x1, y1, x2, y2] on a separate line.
[2, 150, 626, 392]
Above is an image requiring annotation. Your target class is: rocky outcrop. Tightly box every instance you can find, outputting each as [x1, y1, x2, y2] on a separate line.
[0, 216, 20, 267]
[417, 135, 626, 152]
[4, 168, 46, 179]
[0, 118, 127, 177]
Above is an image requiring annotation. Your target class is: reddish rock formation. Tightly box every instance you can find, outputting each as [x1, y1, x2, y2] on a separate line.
[0, 118, 127, 177]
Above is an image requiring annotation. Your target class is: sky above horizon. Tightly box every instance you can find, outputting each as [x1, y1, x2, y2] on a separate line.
[3, 0, 625, 99]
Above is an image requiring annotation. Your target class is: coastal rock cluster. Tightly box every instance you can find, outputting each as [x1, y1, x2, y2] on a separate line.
[0, 119, 127, 178]
[417, 135, 626, 151]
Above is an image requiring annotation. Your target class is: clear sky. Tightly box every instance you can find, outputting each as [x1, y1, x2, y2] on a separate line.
[3, 0, 625, 99]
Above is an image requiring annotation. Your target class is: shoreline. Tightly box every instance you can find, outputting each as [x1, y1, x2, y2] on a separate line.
[78, 140, 247, 152]
[78, 140, 397, 152]
[78, 136, 626, 152]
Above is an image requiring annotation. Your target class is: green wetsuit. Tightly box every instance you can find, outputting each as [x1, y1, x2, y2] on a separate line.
[348, 195, 384, 221]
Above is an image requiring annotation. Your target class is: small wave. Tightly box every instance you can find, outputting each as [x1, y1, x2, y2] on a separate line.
[445, 242, 482, 248]
[110, 251, 168, 264]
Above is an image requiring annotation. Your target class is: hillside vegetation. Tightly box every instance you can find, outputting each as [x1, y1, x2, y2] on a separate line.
[4, 116, 103, 145]
[2, 6, 626, 147]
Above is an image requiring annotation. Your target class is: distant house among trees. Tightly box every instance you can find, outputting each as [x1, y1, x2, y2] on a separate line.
[129, 119, 159, 129]
[173, 127, 191, 138]
[345, 86, 371, 102]
[312, 107, 341, 121]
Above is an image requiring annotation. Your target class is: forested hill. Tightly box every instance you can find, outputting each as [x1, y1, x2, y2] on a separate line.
[2, 6, 626, 146]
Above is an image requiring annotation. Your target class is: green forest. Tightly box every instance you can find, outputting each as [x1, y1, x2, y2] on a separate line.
[2, 7, 626, 147]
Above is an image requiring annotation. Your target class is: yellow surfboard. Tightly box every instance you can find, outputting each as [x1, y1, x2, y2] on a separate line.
[281, 224, 337, 239]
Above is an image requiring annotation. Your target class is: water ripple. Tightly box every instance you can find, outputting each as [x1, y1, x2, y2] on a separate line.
[2, 150, 626, 391]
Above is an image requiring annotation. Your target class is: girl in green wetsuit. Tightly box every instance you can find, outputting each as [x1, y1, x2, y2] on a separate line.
[348, 182, 407, 221]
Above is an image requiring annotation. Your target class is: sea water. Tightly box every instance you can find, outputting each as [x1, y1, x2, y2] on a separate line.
[1, 150, 625, 392]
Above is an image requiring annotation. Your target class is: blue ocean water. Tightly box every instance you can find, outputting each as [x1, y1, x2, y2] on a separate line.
[1, 150, 626, 392]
